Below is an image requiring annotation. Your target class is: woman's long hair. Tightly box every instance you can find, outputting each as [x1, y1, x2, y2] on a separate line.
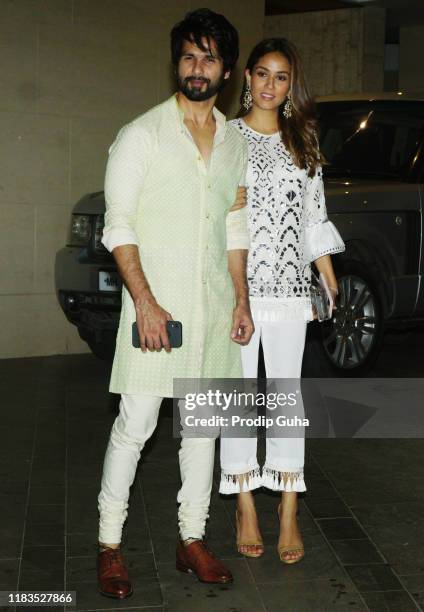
[239, 38, 323, 177]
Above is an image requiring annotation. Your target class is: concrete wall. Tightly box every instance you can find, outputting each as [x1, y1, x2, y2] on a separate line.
[265, 6, 385, 96]
[399, 26, 424, 92]
[0, 0, 264, 359]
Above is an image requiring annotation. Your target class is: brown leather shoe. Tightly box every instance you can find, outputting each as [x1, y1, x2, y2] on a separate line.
[97, 547, 133, 599]
[176, 540, 233, 584]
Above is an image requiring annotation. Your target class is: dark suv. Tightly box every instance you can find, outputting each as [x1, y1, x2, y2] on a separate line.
[55, 93, 424, 374]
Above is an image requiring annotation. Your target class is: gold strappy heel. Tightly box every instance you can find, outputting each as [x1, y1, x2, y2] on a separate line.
[277, 503, 305, 564]
[235, 509, 264, 558]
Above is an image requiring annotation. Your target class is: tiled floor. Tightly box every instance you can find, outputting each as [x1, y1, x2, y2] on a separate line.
[1, 327, 424, 611]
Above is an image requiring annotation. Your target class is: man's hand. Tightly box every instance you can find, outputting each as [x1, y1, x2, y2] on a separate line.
[229, 186, 247, 212]
[230, 302, 254, 345]
[111, 244, 173, 351]
[135, 296, 173, 353]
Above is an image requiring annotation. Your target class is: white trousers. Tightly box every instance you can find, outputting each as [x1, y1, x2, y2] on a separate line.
[220, 318, 308, 494]
[98, 394, 217, 543]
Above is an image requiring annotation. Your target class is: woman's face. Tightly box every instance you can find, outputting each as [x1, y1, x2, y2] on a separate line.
[247, 52, 291, 111]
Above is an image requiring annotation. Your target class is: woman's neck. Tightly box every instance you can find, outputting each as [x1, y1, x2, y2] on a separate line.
[243, 106, 279, 135]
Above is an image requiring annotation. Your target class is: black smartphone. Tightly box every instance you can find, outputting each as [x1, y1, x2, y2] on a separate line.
[132, 320, 182, 349]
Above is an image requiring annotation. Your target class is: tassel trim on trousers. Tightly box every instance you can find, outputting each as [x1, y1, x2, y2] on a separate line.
[219, 467, 263, 494]
[219, 467, 306, 494]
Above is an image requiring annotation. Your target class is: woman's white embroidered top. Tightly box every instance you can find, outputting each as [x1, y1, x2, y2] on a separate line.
[230, 118, 345, 322]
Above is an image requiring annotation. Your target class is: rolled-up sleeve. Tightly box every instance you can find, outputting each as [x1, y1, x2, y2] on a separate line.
[226, 206, 250, 250]
[226, 141, 250, 251]
[303, 166, 345, 264]
[102, 122, 150, 252]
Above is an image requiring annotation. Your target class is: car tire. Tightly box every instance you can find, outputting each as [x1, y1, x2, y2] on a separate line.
[302, 261, 384, 377]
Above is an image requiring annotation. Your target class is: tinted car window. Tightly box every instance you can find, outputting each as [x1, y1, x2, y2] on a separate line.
[317, 101, 424, 180]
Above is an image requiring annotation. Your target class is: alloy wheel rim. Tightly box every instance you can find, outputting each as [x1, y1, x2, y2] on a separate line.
[321, 274, 378, 370]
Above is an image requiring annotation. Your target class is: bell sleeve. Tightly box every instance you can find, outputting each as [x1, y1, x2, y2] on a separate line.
[303, 166, 345, 264]
[226, 141, 250, 251]
[102, 122, 150, 252]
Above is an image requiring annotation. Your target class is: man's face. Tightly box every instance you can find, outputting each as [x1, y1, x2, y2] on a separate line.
[177, 37, 230, 101]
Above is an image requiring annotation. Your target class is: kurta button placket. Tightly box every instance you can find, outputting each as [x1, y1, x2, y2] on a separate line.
[190, 146, 208, 378]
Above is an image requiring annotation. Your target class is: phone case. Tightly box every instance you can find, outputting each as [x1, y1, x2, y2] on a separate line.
[132, 321, 182, 348]
[166, 320, 183, 348]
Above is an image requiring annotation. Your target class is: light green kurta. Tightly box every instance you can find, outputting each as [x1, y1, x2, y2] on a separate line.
[103, 94, 248, 397]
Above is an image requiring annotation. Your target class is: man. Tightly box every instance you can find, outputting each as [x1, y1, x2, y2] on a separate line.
[97, 8, 254, 598]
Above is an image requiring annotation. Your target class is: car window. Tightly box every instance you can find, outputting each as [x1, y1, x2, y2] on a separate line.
[317, 101, 424, 180]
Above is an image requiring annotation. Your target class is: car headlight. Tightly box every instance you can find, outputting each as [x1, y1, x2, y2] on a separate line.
[69, 214, 92, 246]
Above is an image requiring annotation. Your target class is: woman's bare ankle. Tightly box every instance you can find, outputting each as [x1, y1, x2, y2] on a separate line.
[237, 491, 255, 510]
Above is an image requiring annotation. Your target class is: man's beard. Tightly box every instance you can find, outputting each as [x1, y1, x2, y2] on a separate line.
[177, 74, 226, 101]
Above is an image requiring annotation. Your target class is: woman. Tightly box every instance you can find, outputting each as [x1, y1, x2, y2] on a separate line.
[219, 38, 345, 563]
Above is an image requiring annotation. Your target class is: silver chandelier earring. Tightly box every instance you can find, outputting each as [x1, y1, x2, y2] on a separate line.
[243, 84, 252, 111]
[283, 92, 293, 119]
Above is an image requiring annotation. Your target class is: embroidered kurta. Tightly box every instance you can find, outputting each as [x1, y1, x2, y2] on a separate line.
[102, 95, 249, 397]
[230, 118, 345, 322]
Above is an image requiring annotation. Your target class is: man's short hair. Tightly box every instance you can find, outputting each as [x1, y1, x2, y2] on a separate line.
[170, 8, 239, 73]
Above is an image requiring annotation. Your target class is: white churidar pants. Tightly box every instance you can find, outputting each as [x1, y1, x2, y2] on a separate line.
[220, 316, 308, 494]
[98, 394, 216, 544]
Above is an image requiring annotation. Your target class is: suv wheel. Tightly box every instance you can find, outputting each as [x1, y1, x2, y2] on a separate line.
[303, 262, 384, 376]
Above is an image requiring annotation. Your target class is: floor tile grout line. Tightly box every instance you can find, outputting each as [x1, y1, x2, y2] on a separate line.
[308, 450, 421, 611]
[71, 605, 164, 612]
[64, 385, 69, 612]
[348, 500, 424, 509]
[322, 537, 387, 541]
[135, 465, 164, 605]
[302, 456, 373, 611]
[15, 390, 40, 603]
[357, 588, 419, 593]
[307, 455, 386, 546]
[250, 576, 388, 586]
[15, 544, 66, 548]
[64, 551, 156, 560]
[25, 503, 65, 507]
[332, 561, 389, 567]
[301, 501, 371, 611]
[315, 516, 362, 521]
[307, 514, 355, 519]
[382, 573, 423, 608]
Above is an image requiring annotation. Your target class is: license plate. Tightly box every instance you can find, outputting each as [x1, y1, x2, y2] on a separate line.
[99, 270, 121, 292]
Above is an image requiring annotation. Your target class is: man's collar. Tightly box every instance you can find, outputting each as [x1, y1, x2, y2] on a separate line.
[171, 93, 227, 142]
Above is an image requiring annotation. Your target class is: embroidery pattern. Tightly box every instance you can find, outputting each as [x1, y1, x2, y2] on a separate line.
[231, 119, 322, 300]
